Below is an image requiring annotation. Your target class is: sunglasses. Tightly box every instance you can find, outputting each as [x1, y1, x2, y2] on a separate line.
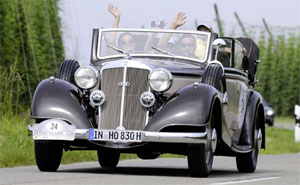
[121, 40, 134, 45]
[181, 43, 196, 48]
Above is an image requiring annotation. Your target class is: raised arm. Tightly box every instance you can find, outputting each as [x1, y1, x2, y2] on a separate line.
[107, 4, 120, 45]
[144, 21, 166, 51]
[157, 12, 186, 48]
[168, 12, 187, 30]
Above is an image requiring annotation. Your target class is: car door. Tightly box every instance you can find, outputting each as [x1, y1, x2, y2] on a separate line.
[222, 39, 250, 143]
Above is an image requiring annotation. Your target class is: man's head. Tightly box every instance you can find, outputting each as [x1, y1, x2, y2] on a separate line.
[197, 21, 213, 32]
[179, 35, 197, 57]
[118, 33, 136, 52]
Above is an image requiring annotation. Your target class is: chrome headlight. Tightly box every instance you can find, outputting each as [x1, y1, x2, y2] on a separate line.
[74, 66, 99, 89]
[148, 68, 173, 92]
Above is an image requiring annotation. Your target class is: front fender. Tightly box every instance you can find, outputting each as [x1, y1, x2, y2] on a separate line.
[30, 78, 91, 129]
[240, 91, 265, 149]
[145, 84, 219, 131]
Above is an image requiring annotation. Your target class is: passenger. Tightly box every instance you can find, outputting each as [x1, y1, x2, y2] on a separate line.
[178, 35, 197, 58]
[196, 21, 213, 32]
[106, 4, 143, 53]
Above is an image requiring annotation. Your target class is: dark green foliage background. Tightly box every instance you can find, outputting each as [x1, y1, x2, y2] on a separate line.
[0, 0, 64, 116]
[256, 31, 300, 116]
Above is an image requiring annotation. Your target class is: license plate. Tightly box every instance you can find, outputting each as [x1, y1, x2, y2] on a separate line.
[89, 129, 143, 143]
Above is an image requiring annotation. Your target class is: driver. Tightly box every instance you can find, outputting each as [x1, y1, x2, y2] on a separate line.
[117, 33, 136, 53]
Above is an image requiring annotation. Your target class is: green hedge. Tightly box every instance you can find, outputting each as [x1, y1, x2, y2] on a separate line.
[0, 0, 64, 117]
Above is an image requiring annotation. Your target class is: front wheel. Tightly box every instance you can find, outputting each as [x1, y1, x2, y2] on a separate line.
[187, 117, 217, 177]
[34, 140, 63, 172]
[97, 148, 120, 168]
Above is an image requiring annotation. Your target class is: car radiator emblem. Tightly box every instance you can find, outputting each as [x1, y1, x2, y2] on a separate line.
[118, 82, 131, 87]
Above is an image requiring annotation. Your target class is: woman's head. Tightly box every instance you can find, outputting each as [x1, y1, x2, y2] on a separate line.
[179, 35, 196, 57]
[118, 33, 136, 52]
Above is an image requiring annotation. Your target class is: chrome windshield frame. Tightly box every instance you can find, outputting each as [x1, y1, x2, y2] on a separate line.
[95, 28, 211, 66]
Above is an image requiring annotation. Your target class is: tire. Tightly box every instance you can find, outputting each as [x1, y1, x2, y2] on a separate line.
[97, 148, 120, 168]
[34, 140, 63, 172]
[187, 113, 217, 177]
[57, 59, 80, 84]
[236, 111, 259, 172]
[202, 63, 224, 92]
[137, 152, 160, 160]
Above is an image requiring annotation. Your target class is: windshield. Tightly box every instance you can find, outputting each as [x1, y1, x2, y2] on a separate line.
[98, 29, 210, 63]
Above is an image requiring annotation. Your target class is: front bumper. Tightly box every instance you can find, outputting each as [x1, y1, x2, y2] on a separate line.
[29, 126, 207, 144]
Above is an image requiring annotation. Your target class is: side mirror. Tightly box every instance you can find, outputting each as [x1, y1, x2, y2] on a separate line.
[212, 39, 226, 60]
[212, 38, 226, 49]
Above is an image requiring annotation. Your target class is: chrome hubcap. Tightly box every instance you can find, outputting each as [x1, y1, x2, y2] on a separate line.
[211, 128, 217, 152]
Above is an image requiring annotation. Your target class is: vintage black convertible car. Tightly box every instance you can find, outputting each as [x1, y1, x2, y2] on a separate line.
[30, 28, 265, 177]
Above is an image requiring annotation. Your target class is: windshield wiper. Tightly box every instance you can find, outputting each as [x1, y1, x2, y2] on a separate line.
[151, 46, 175, 57]
[107, 44, 131, 59]
[107, 44, 125, 54]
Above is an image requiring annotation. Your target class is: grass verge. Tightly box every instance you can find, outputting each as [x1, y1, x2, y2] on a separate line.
[1, 115, 299, 168]
[275, 116, 295, 124]
[0, 115, 136, 168]
[260, 126, 300, 154]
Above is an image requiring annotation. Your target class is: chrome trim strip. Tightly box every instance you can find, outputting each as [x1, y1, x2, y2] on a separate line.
[100, 60, 153, 74]
[98, 106, 101, 129]
[145, 111, 149, 126]
[118, 60, 128, 130]
[75, 129, 89, 139]
[145, 87, 151, 126]
[73, 129, 207, 144]
[99, 28, 211, 35]
[142, 131, 207, 144]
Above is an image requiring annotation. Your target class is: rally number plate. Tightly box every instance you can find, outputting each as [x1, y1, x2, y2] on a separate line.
[89, 129, 143, 143]
[33, 119, 75, 140]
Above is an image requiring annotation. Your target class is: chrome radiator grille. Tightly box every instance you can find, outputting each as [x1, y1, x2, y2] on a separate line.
[100, 67, 150, 130]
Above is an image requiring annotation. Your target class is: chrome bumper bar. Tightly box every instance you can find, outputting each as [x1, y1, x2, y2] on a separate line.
[75, 129, 207, 144]
[29, 126, 207, 144]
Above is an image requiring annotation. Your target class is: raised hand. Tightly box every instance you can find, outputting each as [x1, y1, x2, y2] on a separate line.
[171, 12, 187, 28]
[107, 4, 120, 18]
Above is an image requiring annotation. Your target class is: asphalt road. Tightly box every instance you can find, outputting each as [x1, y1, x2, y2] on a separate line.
[1, 153, 299, 185]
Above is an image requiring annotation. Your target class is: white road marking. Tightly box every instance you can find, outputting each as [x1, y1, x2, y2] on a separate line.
[211, 176, 281, 185]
